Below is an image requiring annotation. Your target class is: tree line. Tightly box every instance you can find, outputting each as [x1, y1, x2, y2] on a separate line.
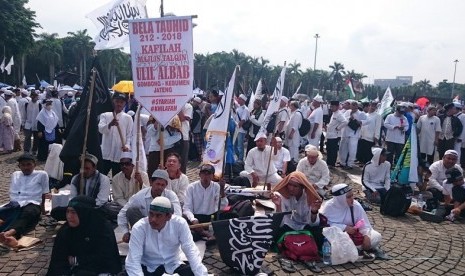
[2, 0, 463, 103]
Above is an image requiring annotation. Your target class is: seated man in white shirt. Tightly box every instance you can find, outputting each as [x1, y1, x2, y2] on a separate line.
[240, 133, 283, 188]
[427, 150, 463, 202]
[362, 148, 391, 205]
[183, 164, 228, 240]
[0, 153, 49, 248]
[51, 153, 112, 221]
[296, 145, 330, 197]
[112, 151, 150, 207]
[125, 196, 208, 275]
[118, 169, 181, 243]
[273, 137, 291, 177]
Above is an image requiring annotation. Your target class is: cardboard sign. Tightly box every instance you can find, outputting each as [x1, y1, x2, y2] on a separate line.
[129, 16, 193, 127]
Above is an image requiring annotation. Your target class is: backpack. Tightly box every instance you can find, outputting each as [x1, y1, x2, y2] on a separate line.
[297, 111, 311, 137]
[380, 185, 412, 217]
[287, 158, 298, 174]
[278, 230, 320, 262]
[266, 109, 288, 134]
[230, 200, 255, 217]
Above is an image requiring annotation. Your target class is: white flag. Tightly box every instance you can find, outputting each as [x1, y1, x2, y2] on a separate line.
[5, 56, 14, 75]
[132, 105, 147, 173]
[377, 86, 394, 117]
[87, 0, 148, 50]
[22, 76, 27, 87]
[0, 57, 5, 73]
[203, 67, 237, 178]
[257, 65, 287, 136]
[248, 79, 263, 112]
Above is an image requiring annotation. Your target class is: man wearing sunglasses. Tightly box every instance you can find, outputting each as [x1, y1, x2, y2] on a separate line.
[112, 151, 150, 207]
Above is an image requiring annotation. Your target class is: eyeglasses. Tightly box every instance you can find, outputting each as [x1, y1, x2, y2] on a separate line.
[120, 162, 133, 167]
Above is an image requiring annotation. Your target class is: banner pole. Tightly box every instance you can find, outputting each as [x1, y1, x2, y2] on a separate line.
[135, 104, 142, 190]
[80, 68, 97, 195]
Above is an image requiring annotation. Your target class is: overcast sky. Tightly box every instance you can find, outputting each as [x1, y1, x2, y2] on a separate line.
[27, 0, 465, 87]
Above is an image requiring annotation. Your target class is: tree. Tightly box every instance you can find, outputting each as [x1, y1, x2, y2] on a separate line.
[67, 29, 95, 85]
[0, 0, 40, 84]
[98, 49, 131, 85]
[288, 60, 303, 96]
[35, 33, 63, 83]
[329, 62, 346, 94]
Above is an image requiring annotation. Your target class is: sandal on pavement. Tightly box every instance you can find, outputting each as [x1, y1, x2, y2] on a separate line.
[357, 250, 376, 262]
[372, 247, 391, 260]
[278, 257, 296, 273]
[302, 261, 322, 273]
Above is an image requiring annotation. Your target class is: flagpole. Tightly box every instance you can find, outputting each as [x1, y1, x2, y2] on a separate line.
[159, 124, 165, 169]
[80, 68, 97, 195]
[135, 104, 142, 190]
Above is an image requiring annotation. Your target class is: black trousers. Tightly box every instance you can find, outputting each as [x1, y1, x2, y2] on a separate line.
[100, 159, 121, 176]
[326, 138, 340, 166]
[438, 138, 455, 160]
[3, 204, 41, 239]
[357, 139, 375, 164]
[386, 142, 404, 165]
[142, 264, 194, 276]
[420, 153, 434, 167]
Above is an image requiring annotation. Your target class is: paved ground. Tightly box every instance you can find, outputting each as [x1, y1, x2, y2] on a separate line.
[1, 150, 465, 275]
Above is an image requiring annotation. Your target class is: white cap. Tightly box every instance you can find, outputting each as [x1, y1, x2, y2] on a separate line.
[3, 90, 14, 96]
[313, 95, 324, 103]
[254, 132, 267, 142]
[304, 144, 319, 156]
[150, 196, 173, 213]
[127, 110, 135, 117]
[119, 151, 133, 160]
[67, 91, 74, 97]
[239, 94, 247, 101]
[281, 96, 289, 104]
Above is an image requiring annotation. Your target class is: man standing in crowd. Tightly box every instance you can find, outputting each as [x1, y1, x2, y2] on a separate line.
[438, 103, 462, 159]
[384, 103, 409, 165]
[339, 100, 366, 169]
[358, 102, 382, 165]
[325, 101, 346, 168]
[285, 100, 302, 161]
[178, 101, 193, 173]
[23, 91, 41, 154]
[307, 95, 324, 147]
[98, 92, 133, 176]
[276, 96, 290, 138]
[234, 94, 249, 161]
[417, 106, 441, 166]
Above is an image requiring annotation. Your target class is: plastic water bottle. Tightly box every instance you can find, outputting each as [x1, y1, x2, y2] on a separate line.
[417, 194, 425, 210]
[322, 238, 331, 265]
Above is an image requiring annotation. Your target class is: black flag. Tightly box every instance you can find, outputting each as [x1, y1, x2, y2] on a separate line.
[60, 57, 113, 175]
[212, 213, 287, 275]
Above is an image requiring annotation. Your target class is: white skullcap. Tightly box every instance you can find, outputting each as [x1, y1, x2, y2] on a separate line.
[239, 94, 247, 101]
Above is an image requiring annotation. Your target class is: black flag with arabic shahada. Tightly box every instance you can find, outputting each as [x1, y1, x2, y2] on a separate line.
[60, 58, 113, 175]
[212, 212, 287, 275]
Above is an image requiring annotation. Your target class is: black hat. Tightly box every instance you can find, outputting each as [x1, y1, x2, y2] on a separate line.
[444, 103, 455, 111]
[330, 101, 339, 106]
[446, 167, 463, 183]
[199, 163, 215, 174]
[112, 92, 128, 101]
[17, 153, 36, 162]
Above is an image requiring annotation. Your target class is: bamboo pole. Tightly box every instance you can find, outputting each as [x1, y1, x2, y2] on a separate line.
[79, 68, 97, 195]
[112, 111, 126, 147]
[135, 105, 142, 190]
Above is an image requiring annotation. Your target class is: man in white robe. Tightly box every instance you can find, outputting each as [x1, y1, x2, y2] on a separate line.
[125, 196, 208, 275]
[339, 100, 367, 169]
[417, 106, 441, 166]
[98, 92, 133, 176]
[285, 100, 302, 161]
[307, 95, 324, 147]
[240, 133, 283, 187]
[296, 145, 330, 197]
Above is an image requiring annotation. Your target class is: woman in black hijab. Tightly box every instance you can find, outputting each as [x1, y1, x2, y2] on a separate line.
[47, 196, 121, 275]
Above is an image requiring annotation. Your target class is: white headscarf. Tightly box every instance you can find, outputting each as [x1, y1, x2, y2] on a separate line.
[36, 106, 59, 133]
[320, 184, 373, 234]
[44, 143, 64, 180]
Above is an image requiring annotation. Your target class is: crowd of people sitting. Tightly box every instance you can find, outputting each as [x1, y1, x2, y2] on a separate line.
[0, 85, 464, 275]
